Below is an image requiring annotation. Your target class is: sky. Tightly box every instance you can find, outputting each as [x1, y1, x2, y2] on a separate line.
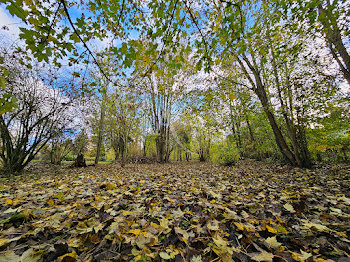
[0, 6, 22, 42]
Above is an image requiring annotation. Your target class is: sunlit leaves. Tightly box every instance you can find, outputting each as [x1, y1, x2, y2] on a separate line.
[6, 2, 28, 21]
[0, 92, 18, 115]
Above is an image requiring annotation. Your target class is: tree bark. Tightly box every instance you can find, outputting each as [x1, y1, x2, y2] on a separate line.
[318, 4, 350, 85]
[95, 102, 105, 165]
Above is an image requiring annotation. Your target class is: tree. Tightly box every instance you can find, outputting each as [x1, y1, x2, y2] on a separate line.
[134, 46, 187, 163]
[279, 0, 350, 86]
[49, 136, 73, 165]
[88, 89, 108, 165]
[104, 85, 139, 167]
[172, 121, 192, 161]
[0, 73, 73, 174]
[73, 130, 89, 156]
[3, 0, 348, 168]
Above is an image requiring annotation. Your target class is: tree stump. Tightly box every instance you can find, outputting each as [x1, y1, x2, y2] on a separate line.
[74, 153, 87, 167]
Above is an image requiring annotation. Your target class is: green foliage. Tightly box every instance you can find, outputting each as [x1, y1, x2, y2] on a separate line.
[144, 134, 158, 158]
[211, 137, 240, 166]
[308, 105, 350, 162]
[73, 130, 89, 155]
[0, 92, 18, 115]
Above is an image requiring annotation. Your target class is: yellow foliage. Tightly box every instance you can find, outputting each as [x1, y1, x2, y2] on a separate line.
[316, 145, 328, 152]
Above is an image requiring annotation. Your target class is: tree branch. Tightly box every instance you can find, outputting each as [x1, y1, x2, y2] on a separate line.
[60, 0, 112, 83]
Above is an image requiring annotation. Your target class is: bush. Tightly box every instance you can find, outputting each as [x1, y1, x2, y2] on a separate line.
[64, 153, 75, 161]
[212, 141, 240, 166]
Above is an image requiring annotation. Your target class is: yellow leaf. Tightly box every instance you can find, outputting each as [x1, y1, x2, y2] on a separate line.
[315, 258, 332, 262]
[213, 234, 229, 248]
[47, 199, 54, 207]
[335, 232, 347, 238]
[58, 251, 77, 262]
[277, 224, 288, 234]
[128, 228, 141, 236]
[122, 210, 133, 216]
[229, 93, 237, 101]
[316, 145, 327, 152]
[234, 222, 245, 231]
[105, 182, 116, 190]
[211, 244, 235, 262]
[302, 221, 329, 232]
[292, 250, 312, 261]
[266, 225, 277, 234]
[6, 199, 13, 205]
[0, 238, 9, 247]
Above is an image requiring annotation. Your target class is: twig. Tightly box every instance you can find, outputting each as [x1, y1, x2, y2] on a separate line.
[60, 0, 112, 83]
[42, 1, 62, 45]
[183, 0, 211, 66]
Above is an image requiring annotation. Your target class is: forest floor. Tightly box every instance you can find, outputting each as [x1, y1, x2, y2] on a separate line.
[0, 160, 349, 262]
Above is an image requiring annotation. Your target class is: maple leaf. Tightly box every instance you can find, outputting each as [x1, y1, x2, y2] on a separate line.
[264, 236, 282, 249]
[249, 250, 274, 262]
[292, 250, 312, 261]
[283, 203, 295, 213]
[207, 219, 220, 231]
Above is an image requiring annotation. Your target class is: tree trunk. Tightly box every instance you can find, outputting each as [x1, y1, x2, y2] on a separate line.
[238, 54, 308, 167]
[74, 153, 87, 167]
[254, 74, 297, 166]
[341, 147, 348, 162]
[270, 42, 312, 167]
[185, 152, 190, 161]
[318, 4, 350, 86]
[95, 104, 105, 165]
[156, 133, 165, 162]
[245, 113, 256, 143]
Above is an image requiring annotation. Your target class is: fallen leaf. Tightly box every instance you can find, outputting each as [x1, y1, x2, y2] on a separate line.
[283, 203, 295, 213]
[292, 250, 312, 261]
[191, 255, 202, 262]
[302, 221, 329, 232]
[0, 250, 20, 262]
[0, 238, 9, 247]
[207, 219, 220, 231]
[265, 236, 282, 249]
[159, 251, 171, 260]
[266, 225, 277, 234]
[250, 250, 274, 262]
[20, 248, 43, 262]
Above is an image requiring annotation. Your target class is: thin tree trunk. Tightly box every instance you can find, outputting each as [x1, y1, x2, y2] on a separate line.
[95, 102, 105, 165]
[237, 53, 299, 166]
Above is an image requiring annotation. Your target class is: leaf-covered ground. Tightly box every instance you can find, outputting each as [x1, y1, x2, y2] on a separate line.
[0, 160, 349, 262]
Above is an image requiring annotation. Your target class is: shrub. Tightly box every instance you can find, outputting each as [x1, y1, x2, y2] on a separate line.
[212, 140, 240, 166]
